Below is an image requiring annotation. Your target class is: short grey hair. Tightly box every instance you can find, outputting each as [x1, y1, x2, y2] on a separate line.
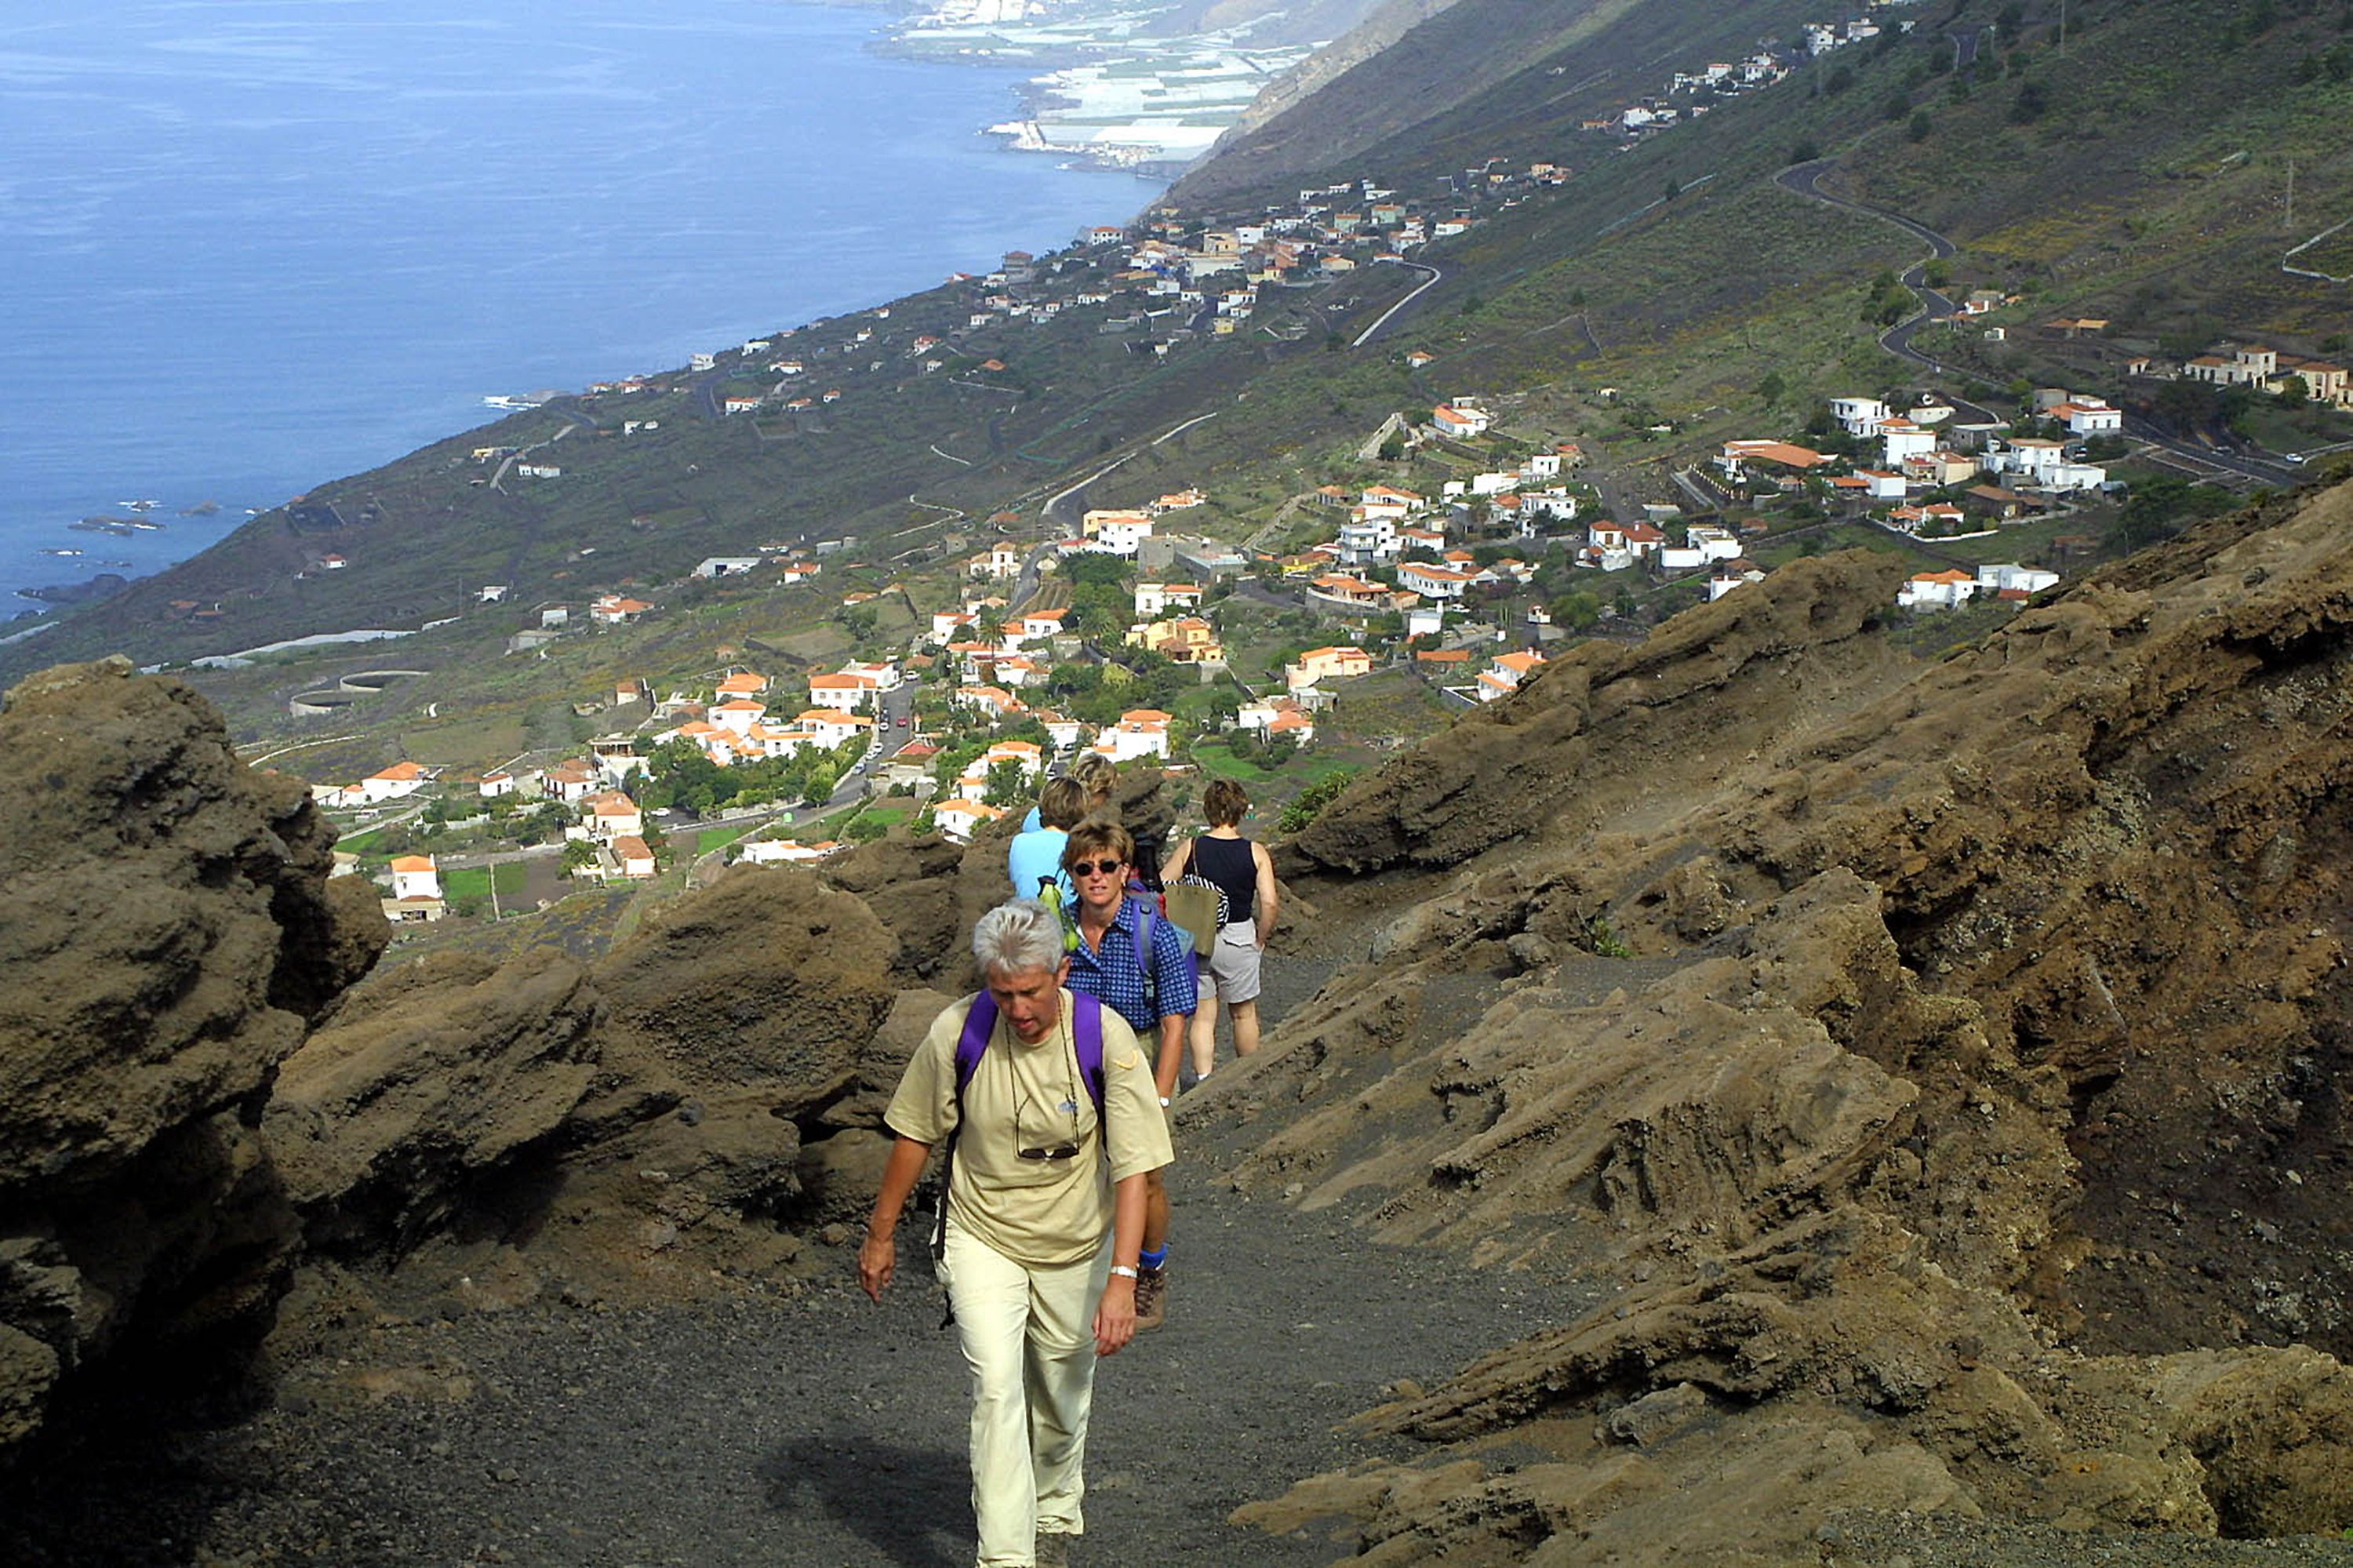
[972, 898, 1066, 980]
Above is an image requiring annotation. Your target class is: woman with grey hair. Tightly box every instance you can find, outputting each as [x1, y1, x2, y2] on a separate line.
[860, 899, 1173, 1568]
[972, 894, 1070, 977]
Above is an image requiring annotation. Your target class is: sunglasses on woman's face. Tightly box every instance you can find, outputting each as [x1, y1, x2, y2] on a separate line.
[1068, 859, 1125, 879]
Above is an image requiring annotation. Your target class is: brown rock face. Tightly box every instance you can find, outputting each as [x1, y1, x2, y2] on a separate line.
[591, 864, 898, 1113]
[0, 659, 386, 1452]
[260, 864, 903, 1294]
[267, 948, 602, 1251]
[1213, 486, 2353, 1559]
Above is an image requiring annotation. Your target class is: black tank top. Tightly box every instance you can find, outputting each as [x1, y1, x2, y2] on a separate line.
[1190, 834, 1256, 923]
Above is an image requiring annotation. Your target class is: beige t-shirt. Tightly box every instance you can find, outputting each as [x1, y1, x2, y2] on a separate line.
[886, 990, 1174, 1268]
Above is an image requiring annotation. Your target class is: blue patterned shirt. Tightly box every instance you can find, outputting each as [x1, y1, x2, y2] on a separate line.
[1067, 894, 1198, 1035]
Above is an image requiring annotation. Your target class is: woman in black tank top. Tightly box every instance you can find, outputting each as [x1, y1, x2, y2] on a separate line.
[1160, 778, 1279, 1082]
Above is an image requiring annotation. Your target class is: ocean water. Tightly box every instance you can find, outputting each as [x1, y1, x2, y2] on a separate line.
[0, 0, 1153, 610]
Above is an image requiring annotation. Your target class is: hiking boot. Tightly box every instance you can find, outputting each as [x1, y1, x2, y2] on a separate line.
[1036, 1529, 1075, 1568]
[1133, 1265, 1166, 1331]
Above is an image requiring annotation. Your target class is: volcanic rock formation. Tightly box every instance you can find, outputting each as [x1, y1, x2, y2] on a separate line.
[0, 658, 386, 1450]
[1207, 482, 2353, 1558]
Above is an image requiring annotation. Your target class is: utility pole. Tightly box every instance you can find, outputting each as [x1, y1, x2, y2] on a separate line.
[2286, 158, 2297, 235]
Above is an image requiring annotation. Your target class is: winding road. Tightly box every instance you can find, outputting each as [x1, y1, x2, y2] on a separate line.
[1775, 159, 1999, 423]
[1776, 159, 2304, 486]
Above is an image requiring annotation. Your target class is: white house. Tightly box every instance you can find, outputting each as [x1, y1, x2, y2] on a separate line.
[2051, 398, 2123, 435]
[1658, 525, 1744, 572]
[693, 556, 764, 578]
[1397, 562, 1475, 600]
[1092, 709, 1172, 762]
[1082, 510, 1155, 556]
[1134, 582, 1204, 617]
[1897, 570, 1978, 609]
[1359, 485, 1423, 520]
[1018, 607, 1071, 641]
[969, 544, 1022, 580]
[388, 854, 442, 902]
[1977, 563, 2060, 595]
[582, 791, 645, 840]
[1337, 516, 1399, 566]
[933, 799, 1004, 845]
[976, 740, 1046, 786]
[478, 767, 535, 799]
[1985, 439, 2106, 492]
[1879, 417, 1937, 466]
[711, 698, 767, 735]
[807, 672, 878, 711]
[1708, 562, 1765, 599]
[1430, 403, 1493, 438]
[1830, 396, 1891, 438]
[358, 761, 431, 804]
[799, 709, 877, 751]
[382, 855, 445, 922]
[542, 759, 600, 802]
[1475, 649, 1547, 703]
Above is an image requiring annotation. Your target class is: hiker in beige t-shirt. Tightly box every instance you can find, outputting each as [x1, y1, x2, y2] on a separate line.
[861, 899, 1173, 1568]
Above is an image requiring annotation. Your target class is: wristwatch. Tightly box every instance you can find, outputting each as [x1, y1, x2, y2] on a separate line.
[1108, 1264, 1140, 1279]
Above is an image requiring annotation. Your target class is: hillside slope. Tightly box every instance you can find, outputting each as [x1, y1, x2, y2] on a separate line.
[8, 0, 2344, 713]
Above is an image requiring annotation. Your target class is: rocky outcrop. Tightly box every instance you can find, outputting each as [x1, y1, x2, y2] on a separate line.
[1208, 484, 2353, 1559]
[0, 652, 936, 1459]
[0, 658, 386, 1453]
[259, 864, 902, 1295]
[266, 948, 602, 1251]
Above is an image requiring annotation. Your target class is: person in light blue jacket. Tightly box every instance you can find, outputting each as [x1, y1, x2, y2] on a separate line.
[1009, 775, 1089, 905]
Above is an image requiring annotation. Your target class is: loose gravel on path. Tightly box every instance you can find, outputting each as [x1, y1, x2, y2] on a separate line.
[6, 1181, 1584, 1568]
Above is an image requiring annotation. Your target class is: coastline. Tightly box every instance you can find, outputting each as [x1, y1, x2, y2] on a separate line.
[1, 2, 1153, 620]
[874, 1, 1316, 177]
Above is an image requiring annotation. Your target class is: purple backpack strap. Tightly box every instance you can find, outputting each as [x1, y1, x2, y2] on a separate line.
[955, 990, 1104, 1114]
[1070, 991, 1105, 1115]
[954, 991, 999, 1098]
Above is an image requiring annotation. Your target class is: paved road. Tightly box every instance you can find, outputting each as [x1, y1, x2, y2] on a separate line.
[1353, 260, 1442, 348]
[1776, 159, 2310, 485]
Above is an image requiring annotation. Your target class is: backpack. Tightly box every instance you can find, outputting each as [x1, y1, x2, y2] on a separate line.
[1162, 877, 1226, 957]
[1126, 886, 1164, 1010]
[929, 988, 1107, 1271]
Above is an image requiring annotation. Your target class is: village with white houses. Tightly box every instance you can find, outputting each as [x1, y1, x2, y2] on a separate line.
[1580, 0, 1929, 142]
[315, 314, 2329, 930]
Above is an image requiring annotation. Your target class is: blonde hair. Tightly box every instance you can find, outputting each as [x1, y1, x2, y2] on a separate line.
[1065, 751, 1117, 806]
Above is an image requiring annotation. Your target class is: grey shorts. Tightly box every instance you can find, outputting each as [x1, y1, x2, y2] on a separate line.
[1202, 920, 1262, 1003]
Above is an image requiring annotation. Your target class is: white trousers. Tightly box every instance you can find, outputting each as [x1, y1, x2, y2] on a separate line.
[941, 1223, 1111, 1568]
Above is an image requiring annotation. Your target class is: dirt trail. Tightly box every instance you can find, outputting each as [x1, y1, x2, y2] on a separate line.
[0, 948, 1595, 1568]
